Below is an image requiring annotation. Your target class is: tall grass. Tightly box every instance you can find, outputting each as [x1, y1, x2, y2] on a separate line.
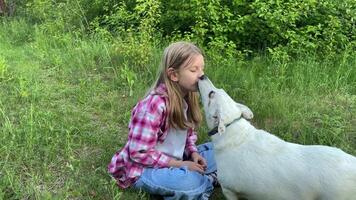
[0, 19, 355, 199]
[205, 53, 355, 152]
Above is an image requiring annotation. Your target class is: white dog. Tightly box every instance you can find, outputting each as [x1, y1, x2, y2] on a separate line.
[198, 76, 356, 200]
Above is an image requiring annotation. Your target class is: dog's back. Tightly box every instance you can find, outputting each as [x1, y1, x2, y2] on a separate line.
[214, 118, 356, 200]
[301, 145, 356, 199]
[197, 77, 356, 200]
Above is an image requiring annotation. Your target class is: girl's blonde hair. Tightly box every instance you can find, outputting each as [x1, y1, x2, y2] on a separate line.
[151, 41, 203, 130]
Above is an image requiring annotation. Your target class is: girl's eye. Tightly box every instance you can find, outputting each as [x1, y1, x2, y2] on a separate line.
[190, 70, 197, 72]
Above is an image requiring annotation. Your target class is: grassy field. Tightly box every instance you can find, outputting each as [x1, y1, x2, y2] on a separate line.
[0, 19, 355, 200]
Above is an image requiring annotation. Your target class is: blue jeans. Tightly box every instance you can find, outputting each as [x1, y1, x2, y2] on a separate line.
[133, 142, 217, 200]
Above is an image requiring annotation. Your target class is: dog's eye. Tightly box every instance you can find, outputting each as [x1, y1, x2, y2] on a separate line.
[209, 91, 215, 98]
[213, 116, 218, 119]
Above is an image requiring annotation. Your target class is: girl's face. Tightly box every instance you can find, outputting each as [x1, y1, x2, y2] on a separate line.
[172, 54, 205, 95]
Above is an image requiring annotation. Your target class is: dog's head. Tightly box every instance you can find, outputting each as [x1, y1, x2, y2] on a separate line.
[198, 75, 243, 134]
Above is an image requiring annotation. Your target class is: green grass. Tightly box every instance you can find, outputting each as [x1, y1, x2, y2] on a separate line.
[0, 19, 355, 200]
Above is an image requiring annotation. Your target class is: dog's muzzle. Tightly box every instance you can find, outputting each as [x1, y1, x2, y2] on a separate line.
[199, 74, 206, 80]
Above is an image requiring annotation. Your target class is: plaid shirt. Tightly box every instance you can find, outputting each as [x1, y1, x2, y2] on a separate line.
[108, 84, 198, 188]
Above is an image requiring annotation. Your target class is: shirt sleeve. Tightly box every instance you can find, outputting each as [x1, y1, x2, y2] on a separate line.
[185, 128, 198, 156]
[127, 95, 172, 168]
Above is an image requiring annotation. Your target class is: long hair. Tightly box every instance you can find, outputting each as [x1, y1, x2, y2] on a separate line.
[150, 41, 203, 130]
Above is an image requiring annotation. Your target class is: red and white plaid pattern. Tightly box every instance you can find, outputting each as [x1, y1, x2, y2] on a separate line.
[108, 84, 198, 188]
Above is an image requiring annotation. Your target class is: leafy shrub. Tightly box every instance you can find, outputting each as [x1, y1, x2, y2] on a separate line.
[11, 0, 356, 57]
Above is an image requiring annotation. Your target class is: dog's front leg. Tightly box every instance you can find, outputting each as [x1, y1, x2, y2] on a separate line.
[222, 187, 239, 200]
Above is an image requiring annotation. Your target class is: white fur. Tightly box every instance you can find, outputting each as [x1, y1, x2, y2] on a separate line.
[198, 78, 356, 200]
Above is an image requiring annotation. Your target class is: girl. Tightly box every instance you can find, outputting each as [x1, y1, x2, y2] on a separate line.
[108, 41, 218, 199]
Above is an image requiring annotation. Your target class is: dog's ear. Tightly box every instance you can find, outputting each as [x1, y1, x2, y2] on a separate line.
[236, 102, 254, 120]
[216, 108, 226, 135]
[218, 118, 226, 135]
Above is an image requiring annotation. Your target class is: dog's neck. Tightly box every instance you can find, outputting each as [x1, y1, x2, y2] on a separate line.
[208, 116, 242, 136]
[211, 118, 251, 152]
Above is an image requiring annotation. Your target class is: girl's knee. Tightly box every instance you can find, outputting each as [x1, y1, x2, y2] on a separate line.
[165, 168, 208, 191]
[137, 167, 213, 199]
[142, 167, 210, 192]
[197, 142, 214, 152]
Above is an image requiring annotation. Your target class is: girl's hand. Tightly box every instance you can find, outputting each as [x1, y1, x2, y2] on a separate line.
[191, 152, 207, 170]
[168, 159, 204, 173]
[167, 153, 207, 173]
[181, 161, 205, 174]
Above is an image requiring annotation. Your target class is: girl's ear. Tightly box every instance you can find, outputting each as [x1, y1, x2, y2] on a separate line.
[167, 68, 179, 82]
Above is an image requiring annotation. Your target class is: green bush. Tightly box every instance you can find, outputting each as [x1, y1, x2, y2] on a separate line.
[10, 0, 354, 57]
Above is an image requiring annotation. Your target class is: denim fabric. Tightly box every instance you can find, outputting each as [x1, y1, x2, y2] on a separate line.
[133, 142, 217, 200]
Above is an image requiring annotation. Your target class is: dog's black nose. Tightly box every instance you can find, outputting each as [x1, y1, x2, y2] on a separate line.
[199, 75, 206, 80]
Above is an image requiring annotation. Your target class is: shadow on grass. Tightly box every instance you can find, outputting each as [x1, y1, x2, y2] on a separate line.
[119, 186, 226, 200]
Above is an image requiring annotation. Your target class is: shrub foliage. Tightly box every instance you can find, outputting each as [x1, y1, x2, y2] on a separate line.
[5, 0, 356, 55]
[3, 0, 354, 56]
